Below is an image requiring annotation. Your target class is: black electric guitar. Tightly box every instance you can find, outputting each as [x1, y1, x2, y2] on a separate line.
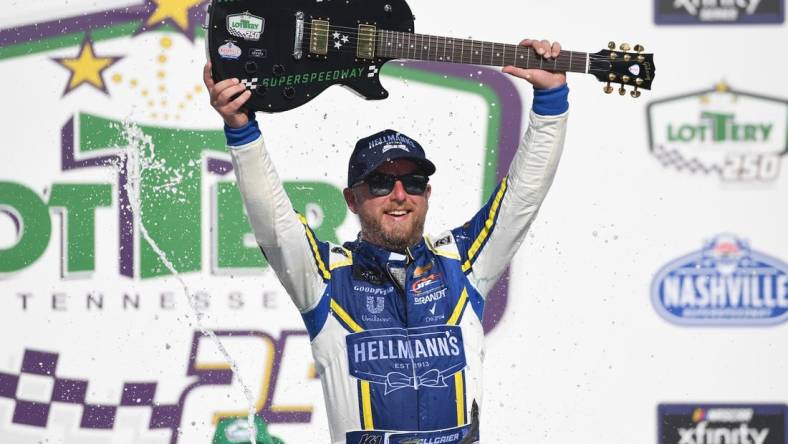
[206, 0, 656, 113]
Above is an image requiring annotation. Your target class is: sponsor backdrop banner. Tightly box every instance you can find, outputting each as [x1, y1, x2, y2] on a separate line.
[0, 0, 786, 443]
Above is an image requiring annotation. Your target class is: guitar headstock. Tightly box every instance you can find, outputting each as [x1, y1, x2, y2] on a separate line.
[589, 42, 656, 98]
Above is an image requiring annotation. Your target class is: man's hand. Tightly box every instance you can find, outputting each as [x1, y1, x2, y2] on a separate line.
[502, 39, 567, 90]
[203, 62, 252, 128]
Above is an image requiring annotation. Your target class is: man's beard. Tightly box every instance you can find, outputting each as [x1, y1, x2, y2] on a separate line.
[359, 212, 425, 252]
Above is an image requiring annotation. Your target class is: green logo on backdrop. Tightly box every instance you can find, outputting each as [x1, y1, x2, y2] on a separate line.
[0, 113, 347, 278]
[212, 417, 284, 444]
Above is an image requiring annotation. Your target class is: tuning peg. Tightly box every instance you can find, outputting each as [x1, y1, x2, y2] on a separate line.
[619, 43, 631, 52]
[622, 75, 630, 84]
[635, 77, 644, 86]
[608, 41, 616, 50]
[604, 82, 614, 94]
[608, 73, 616, 81]
[634, 44, 644, 53]
[618, 85, 626, 96]
[631, 86, 641, 98]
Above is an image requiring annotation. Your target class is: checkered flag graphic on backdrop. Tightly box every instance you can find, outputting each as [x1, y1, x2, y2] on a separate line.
[0, 349, 183, 431]
[652, 144, 722, 175]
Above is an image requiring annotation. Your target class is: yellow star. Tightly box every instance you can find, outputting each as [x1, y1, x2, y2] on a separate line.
[145, 0, 204, 31]
[54, 39, 121, 95]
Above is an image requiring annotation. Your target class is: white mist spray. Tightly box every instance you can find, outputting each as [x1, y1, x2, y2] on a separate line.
[118, 120, 258, 444]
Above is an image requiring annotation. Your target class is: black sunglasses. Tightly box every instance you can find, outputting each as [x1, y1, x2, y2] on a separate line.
[358, 172, 429, 197]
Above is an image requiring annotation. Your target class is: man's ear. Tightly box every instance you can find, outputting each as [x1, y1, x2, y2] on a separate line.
[343, 187, 359, 214]
[425, 183, 432, 201]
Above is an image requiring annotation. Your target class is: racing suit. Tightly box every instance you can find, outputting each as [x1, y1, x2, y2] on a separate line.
[226, 85, 569, 443]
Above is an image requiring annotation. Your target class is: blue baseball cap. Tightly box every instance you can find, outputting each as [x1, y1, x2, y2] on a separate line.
[347, 129, 436, 187]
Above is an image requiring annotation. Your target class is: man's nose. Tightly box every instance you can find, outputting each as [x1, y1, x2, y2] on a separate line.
[389, 179, 407, 201]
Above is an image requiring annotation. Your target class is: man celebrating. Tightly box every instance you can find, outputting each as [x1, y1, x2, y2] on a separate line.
[204, 38, 568, 444]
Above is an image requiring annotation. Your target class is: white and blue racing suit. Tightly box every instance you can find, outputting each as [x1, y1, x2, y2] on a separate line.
[226, 85, 569, 444]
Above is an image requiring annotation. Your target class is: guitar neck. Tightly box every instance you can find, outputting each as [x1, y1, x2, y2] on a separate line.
[376, 30, 589, 74]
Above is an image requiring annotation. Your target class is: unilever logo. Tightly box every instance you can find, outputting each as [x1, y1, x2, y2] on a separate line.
[346, 325, 466, 394]
[651, 234, 788, 326]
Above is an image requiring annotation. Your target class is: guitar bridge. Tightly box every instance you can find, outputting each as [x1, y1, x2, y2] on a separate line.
[356, 24, 376, 59]
[309, 19, 330, 55]
[293, 11, 304, 59]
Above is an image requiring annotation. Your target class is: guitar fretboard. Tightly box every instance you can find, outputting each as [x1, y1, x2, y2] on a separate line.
[375, 30, 588, 73]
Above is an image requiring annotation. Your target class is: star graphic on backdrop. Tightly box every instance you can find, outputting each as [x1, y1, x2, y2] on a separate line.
[333, 31, 341, 39]
[52, 37, 122, 96]
[341, 35, 349, 44]
[137, 0, 205, 40]
[334, 41, 343, 50]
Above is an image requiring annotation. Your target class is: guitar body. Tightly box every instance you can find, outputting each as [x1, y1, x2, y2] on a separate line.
[207, 0, 414, 112]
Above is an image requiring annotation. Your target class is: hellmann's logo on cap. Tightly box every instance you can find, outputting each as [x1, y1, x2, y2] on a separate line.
[368, 133, 419, 151]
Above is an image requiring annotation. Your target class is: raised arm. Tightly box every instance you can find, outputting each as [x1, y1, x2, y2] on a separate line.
[451, 39, 569, 297]
[203, 63, 330, 312]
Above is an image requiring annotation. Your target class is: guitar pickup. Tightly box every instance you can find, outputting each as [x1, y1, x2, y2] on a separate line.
[309, 19, 329, 55]
[356, 24, 376, 59]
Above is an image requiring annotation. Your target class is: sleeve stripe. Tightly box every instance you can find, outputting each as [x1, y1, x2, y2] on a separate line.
[330, 299, 364, 333]
[463, 177, 508, 270]
[360, 380, 375, 429]
[297, 214, 331, 280]
[447, 287, 469, 326]
[454, 372, 466, 426]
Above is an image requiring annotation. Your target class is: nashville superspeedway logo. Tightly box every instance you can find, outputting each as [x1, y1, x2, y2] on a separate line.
[651, 234, 788, 326]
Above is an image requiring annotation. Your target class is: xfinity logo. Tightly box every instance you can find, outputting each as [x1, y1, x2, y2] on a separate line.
[674, 0, 762, 16]
[655, 0, 784, 23]
[677, 422, 769, 444]
[658, 404, 787, 444]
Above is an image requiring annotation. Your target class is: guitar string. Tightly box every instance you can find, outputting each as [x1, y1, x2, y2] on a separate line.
[298, 24, 638, 64]
[293, 33, 607, 67]
[299, 22, 644, 55]
[278, 36, 614, 72]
